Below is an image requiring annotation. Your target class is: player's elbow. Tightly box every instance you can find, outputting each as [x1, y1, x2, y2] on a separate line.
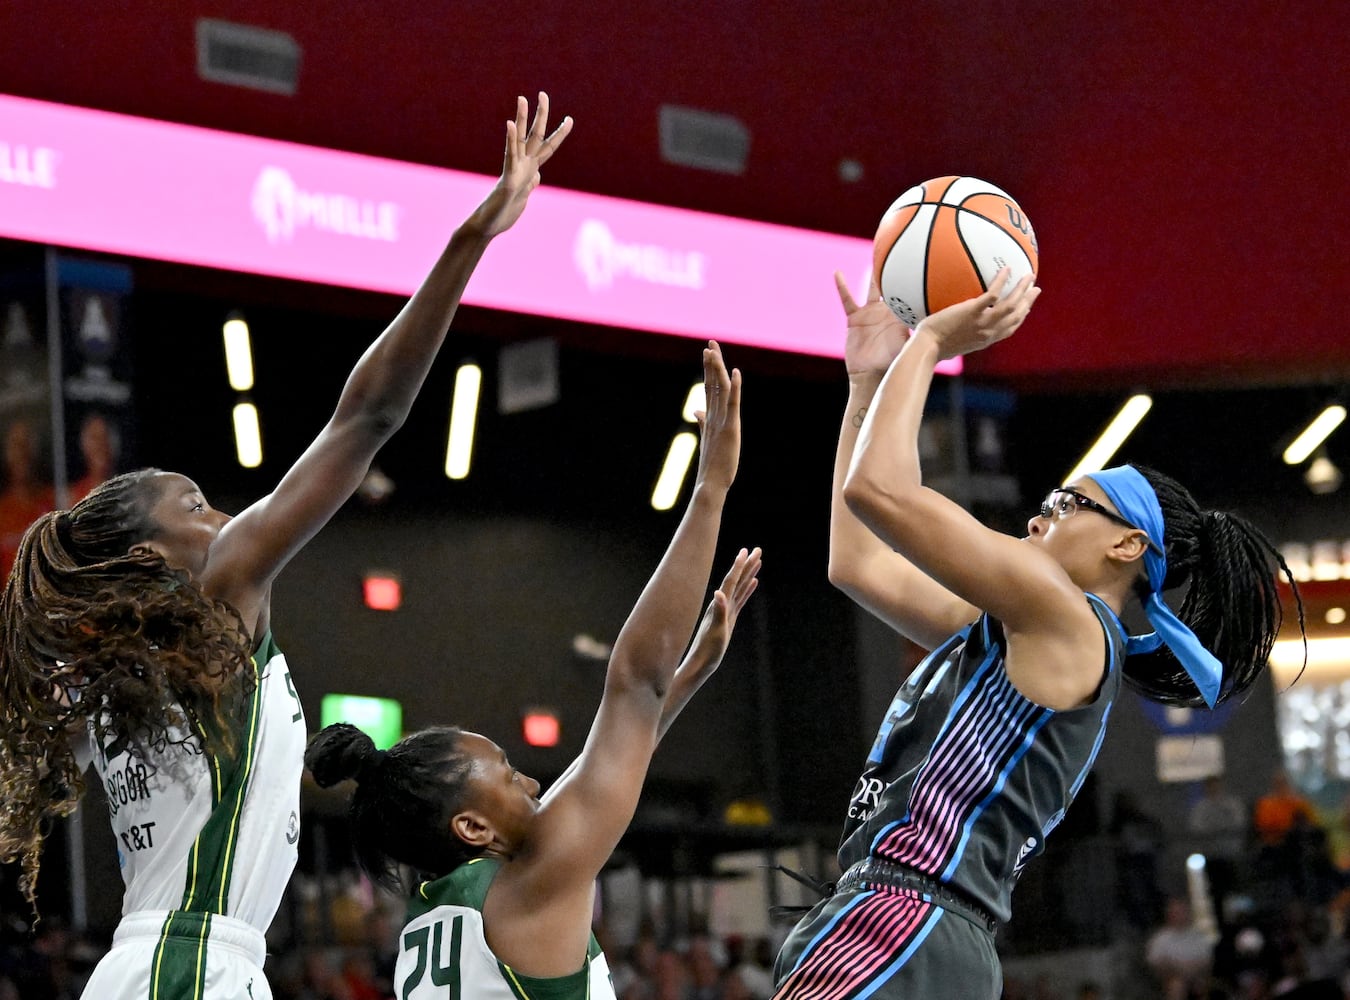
[843, 472, 929, 550]
[827, 548, 865, 594]
[603, 661, 669, 709]
[842, 468, 899, 530]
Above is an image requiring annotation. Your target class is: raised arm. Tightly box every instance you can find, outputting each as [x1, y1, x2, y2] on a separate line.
[202, 94, 572, 633]
[827, 274, 979, 649]
[485, 343, 750, 962]
[541, 549, 760, 801]
[842, 273, 1105, 709]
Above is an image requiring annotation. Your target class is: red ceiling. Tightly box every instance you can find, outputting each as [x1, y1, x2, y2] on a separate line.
[2, 2, 1346, 389]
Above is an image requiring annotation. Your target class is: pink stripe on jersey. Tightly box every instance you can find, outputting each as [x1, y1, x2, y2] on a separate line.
[774, 892, 932, 1000]
[876, 668, 1042, 870]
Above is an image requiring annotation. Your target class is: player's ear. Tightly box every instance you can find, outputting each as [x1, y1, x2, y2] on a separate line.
[450, 810, 494, 848]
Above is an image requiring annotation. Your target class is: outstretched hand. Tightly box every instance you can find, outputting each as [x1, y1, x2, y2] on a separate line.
[654, 547, 761, 743]
[468, 92, 573, 238]
[835, 272, 908, 377]
[914, 268, 1040, 360]
[686, 547, 762, 676]
[693, 341, 741, 493]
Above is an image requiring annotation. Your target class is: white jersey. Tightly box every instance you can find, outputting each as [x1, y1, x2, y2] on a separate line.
[397, 858, 617, 1000]
[83, 633, 306, 931]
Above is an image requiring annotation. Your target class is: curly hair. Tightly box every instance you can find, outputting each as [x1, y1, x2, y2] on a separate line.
[0, 469, 254, 913]
[305, 723, 477, 892]
[1122, 465, 1305, 708]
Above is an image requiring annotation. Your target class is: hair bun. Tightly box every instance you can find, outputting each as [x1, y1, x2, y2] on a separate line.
[359, 747, 387, 781]
[304, 723, 380, 788]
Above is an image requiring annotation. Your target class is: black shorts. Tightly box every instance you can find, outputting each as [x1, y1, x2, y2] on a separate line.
[772, 886, 1000, 1000]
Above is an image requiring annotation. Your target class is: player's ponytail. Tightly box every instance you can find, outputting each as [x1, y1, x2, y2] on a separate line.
[306, 724, 480, 891]
[1122, 466, 1303, 707]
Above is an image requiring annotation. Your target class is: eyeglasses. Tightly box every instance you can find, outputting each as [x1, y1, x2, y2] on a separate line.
[1038, 487, 1163, 553]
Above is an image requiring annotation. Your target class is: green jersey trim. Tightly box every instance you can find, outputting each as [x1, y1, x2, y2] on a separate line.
[148, 633, 273, 993]
[411, 858, 603, 1000]
[148, 910, 212, 1000]
[181, 636, 266, 913]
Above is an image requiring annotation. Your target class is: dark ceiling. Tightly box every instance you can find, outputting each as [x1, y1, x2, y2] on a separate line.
[1, 1, 1345, 388]
[1, 2, 1347, 519]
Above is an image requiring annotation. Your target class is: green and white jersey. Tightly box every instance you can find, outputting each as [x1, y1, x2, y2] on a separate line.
[398, 858, 617, 1000]
[84, 632, 307, 932]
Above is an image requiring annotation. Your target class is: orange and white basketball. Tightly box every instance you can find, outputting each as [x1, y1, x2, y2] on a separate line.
[873, 176, 1038, 328]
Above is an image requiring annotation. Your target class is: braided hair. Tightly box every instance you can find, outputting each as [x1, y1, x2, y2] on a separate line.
[1123, 465, 1304, 708]
[305, 723, 480, 892]
[0, 469, 253, 911]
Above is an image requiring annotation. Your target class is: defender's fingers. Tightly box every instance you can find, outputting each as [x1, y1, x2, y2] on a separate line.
[834, 271, 859, 313]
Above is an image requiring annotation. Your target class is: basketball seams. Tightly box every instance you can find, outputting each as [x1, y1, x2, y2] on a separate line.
[881, 205, 923, 247]
[874, 176, 1035, 327]
[954, 207, 1037, 273]
[954, 214, 1035, 288]
[951, 212, 989, 295]
[919, 205, 942, 319]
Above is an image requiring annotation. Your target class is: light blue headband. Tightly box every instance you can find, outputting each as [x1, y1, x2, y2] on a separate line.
[1086, 465, 1223, 708]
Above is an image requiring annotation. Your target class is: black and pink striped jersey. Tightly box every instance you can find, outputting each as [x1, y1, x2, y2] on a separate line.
[838, 596, 1125, 923]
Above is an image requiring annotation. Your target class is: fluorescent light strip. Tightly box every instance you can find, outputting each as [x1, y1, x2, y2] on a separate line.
[232, 402, 262, 468]
[682, 383, 706, 423]
[1269, 636, 1350, 672]
[1282, 405, 1347, 465]
[651, 432, 699, 511]
[223, 316, 254, 391]
[1065, 394, 1153, 482]
[445, 364, 482, 480]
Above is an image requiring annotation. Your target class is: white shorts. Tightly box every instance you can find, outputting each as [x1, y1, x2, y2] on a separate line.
[81, 910, 272, 1000]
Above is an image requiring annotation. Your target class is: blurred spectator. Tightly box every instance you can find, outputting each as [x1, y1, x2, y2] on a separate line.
[339, 948, 384, 1000]
[688, 936, 723, 1000]
[67, 411, 120, 504]
[1146, 896, 1215, 1000]
[617, 935, 660, 1000]
[299, 947, 351, 1000]
[1189, 774, 1248, 929]
[361, 907, 397, 999]
[725, 936, 773, 1000]
[6, 918, 76, 1000]
[1254, 772, 1317, 850]
[0, 417, 53, 580]
[653, 948, 691, 1000]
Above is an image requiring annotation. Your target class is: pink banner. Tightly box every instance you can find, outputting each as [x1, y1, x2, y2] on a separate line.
[0, 94, 958, 372]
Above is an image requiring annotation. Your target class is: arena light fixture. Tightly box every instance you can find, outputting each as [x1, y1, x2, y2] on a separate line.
[1064, 394, 1153, 482]
[522, 708, 561, 748]
[362, 572, 402, 612]
[651, 432, 699, 511]
[1304, 454, 1343, 495]
[1269, 636, 1350, 672]
[1283, 405, 1347, 465]
[682, 383, 706, 423]
[444, 363, 482, 480]
[320, 694, 403, 750]
[222, 315, 254, 391]
[232, 402, 262, 468]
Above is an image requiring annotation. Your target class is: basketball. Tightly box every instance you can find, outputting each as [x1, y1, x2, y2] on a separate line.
[872, 176, 1038, 328]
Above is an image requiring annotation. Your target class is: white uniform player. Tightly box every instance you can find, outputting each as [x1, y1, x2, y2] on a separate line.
[396, 858, 616, 1000]
[78, 634, 305, 1000]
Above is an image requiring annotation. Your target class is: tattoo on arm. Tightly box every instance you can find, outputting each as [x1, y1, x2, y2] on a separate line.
[851, 406, 868, 429]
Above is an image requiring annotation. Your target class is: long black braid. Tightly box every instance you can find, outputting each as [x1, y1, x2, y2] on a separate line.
[1123, 465, 1305, 707]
